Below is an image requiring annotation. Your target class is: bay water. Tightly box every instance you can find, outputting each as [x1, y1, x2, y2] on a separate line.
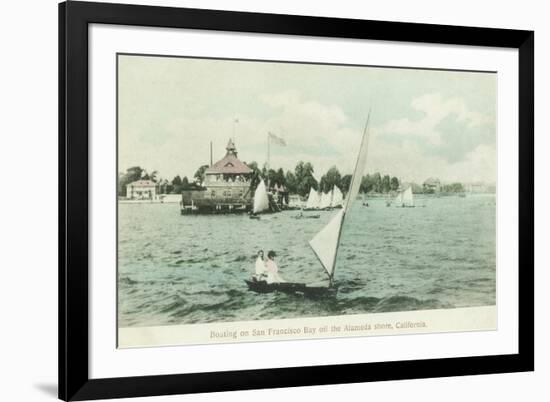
[118, 194, 496, 327]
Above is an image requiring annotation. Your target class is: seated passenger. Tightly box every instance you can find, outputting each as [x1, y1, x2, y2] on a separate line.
[254, 250, 267, 280]
[265, 250, 285, 284]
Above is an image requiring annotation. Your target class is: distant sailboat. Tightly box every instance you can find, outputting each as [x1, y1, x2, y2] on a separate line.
[362, 193, 369, 207]
[403, 187, 414, 206]
[395, 186, 414, 207]
[245, 111, 371, 294]
[394, 190, 403, 206]
[252, 180, 270, 214]
[305, 187, 321, 210]
[319, 190, 333, 210]
[331, 186, 344, 208]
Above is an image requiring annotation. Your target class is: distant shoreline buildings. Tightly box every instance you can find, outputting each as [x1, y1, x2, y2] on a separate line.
[423, 177, 441, 193]
[126, 179, 157, 200]
[120, 139, 495, 206]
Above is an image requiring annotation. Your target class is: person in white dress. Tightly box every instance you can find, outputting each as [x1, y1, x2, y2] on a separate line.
[265, 250, 285, 284]
[254, 250, 267, 280]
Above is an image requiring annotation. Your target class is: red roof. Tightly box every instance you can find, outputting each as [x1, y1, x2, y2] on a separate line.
[205, 139, 252, 175]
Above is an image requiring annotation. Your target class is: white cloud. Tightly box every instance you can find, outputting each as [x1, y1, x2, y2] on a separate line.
[119, 91, 363, 180]
[379, 93, 491, 145]
[444, 144, 496, 183]
[368, 93, 496, 183]
[119, 91, 496, 185]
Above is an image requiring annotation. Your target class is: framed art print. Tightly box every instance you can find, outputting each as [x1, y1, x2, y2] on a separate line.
[59, 1, 534, 400]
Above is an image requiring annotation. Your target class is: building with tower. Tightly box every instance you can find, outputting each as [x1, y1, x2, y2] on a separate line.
[181, 139, 254, 214]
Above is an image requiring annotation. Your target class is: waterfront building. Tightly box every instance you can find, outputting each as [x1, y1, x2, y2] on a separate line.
[423, 177, 441, 193]
[181, 139, 253, 214]
[203, 139, 253, 196]
[126, 180, 157, 200]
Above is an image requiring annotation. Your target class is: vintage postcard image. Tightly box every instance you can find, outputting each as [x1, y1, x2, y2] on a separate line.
[117, 54, 496, 347]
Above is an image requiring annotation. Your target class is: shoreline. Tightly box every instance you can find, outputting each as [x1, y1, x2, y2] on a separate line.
[118, 192, 496, 205]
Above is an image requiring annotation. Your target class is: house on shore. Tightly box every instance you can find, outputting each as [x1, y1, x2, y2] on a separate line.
[181, 139, 253, 214]
[126, 180, 157, 200]
[423, 177, 441, 193]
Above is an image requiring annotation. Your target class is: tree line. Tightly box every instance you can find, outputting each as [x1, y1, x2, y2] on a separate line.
[119, 163, 465, 198]
[173, 161, 400, 198]
[441, 182, 465, 193]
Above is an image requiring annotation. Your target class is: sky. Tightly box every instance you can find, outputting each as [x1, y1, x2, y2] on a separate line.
[118, 54, 497, 184]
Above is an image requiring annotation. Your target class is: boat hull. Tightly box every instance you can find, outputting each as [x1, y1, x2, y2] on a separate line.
[293, 214, 320, 219]
[245, 279, 336, 296]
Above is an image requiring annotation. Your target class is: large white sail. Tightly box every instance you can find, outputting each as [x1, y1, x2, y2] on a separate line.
[403, 187, 414, 206]
[306, 187, 320, 209]
[309, 112, 372, 280]
[319, 190, 333, 209]
[309, 209, 344, 277]
[331, 186, 344, 208]
[253, 180, 270, 214]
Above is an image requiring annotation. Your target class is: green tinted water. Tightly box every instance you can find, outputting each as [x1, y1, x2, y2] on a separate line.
[118, 194, 496, 327]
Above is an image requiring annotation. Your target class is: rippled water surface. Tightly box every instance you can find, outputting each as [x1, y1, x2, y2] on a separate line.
[118, 195, 496, 327]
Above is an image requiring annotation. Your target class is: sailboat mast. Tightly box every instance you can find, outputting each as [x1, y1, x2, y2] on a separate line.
[266, 133, 270, 188]
[330, 111, 372, 283]
[308, 110, 372, 288]
[232, 118, 238, 143]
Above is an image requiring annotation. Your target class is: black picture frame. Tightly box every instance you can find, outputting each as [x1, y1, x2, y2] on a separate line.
[59, 1, 534, 400]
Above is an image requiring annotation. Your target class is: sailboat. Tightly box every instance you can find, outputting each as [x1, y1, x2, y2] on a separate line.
[245, 111, 371, 295]
[319, 190, 333, 210]
[304, 187, 321, 210]
[331, 186, 344, 208]
[395, 186, 414, 207]
[250, 180, 270, 217]
[362, 193, 369, 207]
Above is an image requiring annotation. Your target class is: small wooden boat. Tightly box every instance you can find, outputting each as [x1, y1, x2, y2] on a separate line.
[293, 213, 320, 219]
[245, 278, 337, 296]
